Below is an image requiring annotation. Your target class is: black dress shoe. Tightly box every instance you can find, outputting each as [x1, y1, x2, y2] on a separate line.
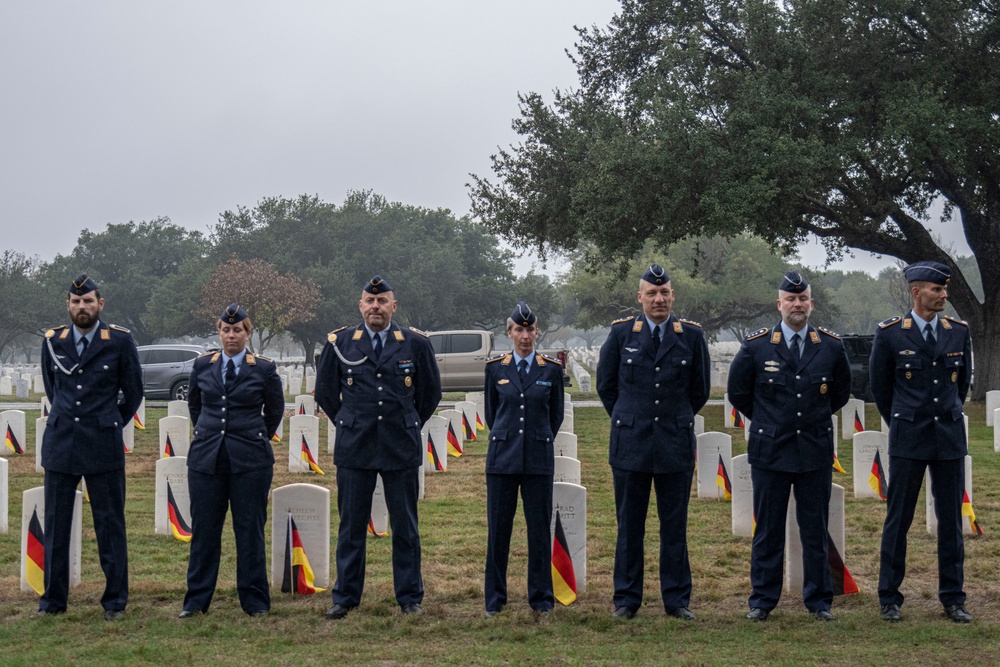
[36, 609, 65, 617]
[178, 610, 203, 619]
[746, 608, 769, 621]
[104, 610, 125, 621]
[612, 606, 637, 619]
[249, 610, 269, 618]
[667, 607, 696, 621]
[532, 609, 551, 621]
[814, 610, 836, 621]
[484, 609, 500, 618]
[944, 604, 972, 623]
[401, 603, 424, 615]
[880, 604, 902, 622]
[324, 604, 352, 620]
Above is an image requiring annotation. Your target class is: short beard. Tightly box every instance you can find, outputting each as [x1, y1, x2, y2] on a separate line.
[785, 312, 809, 327]
[71, 310, 98, 330]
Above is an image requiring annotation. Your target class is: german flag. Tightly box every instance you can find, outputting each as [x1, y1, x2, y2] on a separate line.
[853, 411, 864, 434]
[300, 435, 324, 474]
[962, 490, 985, 536]
[42, 402, 49, 418]
[446, 421, 463, 457]
[163, 434, 175, 458]
[715, 454, 732, 500]
[832, 452, 846, 474]
[751, 511, 757, 537]
[551, 509, 577, 606]
[476, 412, 485, 431]
[4, 425, 23, 454]
[731, 406, 744, 429]
[427, 432, 445, 471]
[462, 413, 476, 442]
[281, 514, 325, 594]
[25, 507, 45, 595]
[367, 515, 388, 538]
[133, 412, 145, 430]
[166, 483, 192, 542]
[827, 533, 859, 595]
[271, 432, 281, 443]
[298, 403, 306, 415]
[868, 450, 887, 501]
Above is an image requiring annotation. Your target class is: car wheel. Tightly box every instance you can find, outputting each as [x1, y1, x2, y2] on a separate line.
[171, 380, 189, 402]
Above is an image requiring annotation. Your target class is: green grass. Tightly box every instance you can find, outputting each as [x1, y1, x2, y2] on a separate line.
[1, 404, 998, 666]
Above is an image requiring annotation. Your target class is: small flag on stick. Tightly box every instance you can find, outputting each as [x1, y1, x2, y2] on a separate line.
[715, 454, 732, 500]
[300, 435, 324, 474]
[4, 425, 23, 454]
[551, 510, 577, 606]
[962, 490, 985, 536]
[446, 421, 463, 457]
[282, 513, 324, 594]
[166, 483, 192, 542]
[868, 450, 887, 501]
[25, 507, 45, 595]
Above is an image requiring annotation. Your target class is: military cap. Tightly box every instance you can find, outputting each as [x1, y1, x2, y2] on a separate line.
[903, 261, 950, 285]
[70, 274, 98, 296]
[779, 271, 809, 294]
[221, 303, 248, 324]
[364, 275, 393, 294]
[511, 301, 536, 327]
[641, 264, 669, 286]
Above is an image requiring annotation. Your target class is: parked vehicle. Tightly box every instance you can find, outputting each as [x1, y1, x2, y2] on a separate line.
[137, 344, 206, 400]
[426, 330, 570, 392]
[839, 334, 874, 402]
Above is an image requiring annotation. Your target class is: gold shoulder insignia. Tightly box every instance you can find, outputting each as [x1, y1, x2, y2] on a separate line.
[536, 355, 546, 366]
[108, 324, 131, 333]
[879, 316, 902, 329]
[59, 328, 70, 340]
[501, 353, 513, 365]
[245, 353, 256, 365]
[539, 353, 562, 366]
[100, 328, 110, 341]
[327, 326, 348, 343]
[678, 318, 702, 328]
[45, 324, 67, 339]
[817, 326, 841, 339]
[394, 330, 405, 342]
[352, 329, 363, 340]
[611, 315, 635, 325]
[210, 352, 221, 363]
[486, 354, 505, 364]
[746, 328, 768, 341]
[408, 326, 429, 338]
[944, 316, 969, 327]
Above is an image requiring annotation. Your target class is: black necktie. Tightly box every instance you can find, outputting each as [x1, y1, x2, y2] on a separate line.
[79, 337, 89, 357]
[790, 333, 801, 359]
[373, 333, 383, 360]
[926, 324, 936, 347]
[652, 324, 661, 348]
[225, 359, 236, 389]
[517, 359, 527, 376]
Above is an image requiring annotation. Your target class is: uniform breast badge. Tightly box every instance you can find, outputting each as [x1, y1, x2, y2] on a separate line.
[405, 376, 412, 387]
[820, 383, 828, 394]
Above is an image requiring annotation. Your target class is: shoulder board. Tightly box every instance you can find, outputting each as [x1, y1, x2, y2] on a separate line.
[878, 316, 902, 329]
[197, 351, 215, 358]
[538, 353, 562, 366]
[678, 318, 702, 328]
[745, 327, 768, 341]
[409, 326, 429, 338]
[108, 324, 130, 333]
[943, 315, 968, 327]
[817, 326, 840, 340]
[45, 324, 68, 339]
[611, 315, 635, 325]
[327, 326, 348, 343]
[486, 354, 505, 364]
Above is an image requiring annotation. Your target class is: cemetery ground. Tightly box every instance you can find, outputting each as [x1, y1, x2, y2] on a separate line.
[1, 395, 998, 666]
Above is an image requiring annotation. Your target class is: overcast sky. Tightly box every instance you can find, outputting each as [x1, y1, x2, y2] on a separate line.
[1, 1, 966, 277]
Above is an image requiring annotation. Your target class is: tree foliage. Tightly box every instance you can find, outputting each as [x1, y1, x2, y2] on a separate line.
[471, 0, 1000, 396]
[0, 251, 49, 361]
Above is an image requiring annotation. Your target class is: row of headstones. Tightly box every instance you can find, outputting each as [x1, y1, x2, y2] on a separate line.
[566, 357, 592, 392]
[980, 391, 1000, 452]
[0, 375, 44, 397]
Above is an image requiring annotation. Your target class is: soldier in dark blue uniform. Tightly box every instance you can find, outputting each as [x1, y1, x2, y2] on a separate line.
[482, 302, 564, 618]
[871, 261, 973, 623]
[179, 304, 285, 618]
[316, 275, 442, 619]
[727, 272, 851, 622]
[597, 264, 710, 620]
[38, 275, 143, 620]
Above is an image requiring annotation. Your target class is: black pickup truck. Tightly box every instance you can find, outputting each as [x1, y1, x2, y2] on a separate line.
[840, 334, 874, 402]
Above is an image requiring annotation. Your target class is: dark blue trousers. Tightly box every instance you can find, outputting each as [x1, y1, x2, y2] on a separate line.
[41, 468, 128, 613]
[484, 473, 554, 612]
[332, 466, 423, 608]
[879, 456, 965, 607]
[183, 464, 273, 614]
[612, 467, 693, 612]
[749, 465, 832, 612]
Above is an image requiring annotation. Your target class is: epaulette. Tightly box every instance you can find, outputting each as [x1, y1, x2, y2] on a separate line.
[944, 315, 969, 327]
[254, 354, 274, 363]
[486, 354, 505, 364]
[409, 326, 429, 338]
[44, 325, 68, 339]
[746, 327, 768, 341]
[611, 315, 635, 325]
[678, 318, 702, 328]
[879, 316, 902, 329]
[817, 326, 840, 339]
[539, 353, 562, 366]
[327, 326, 348, 343]
[197, 351, 215, 358]
[109, 324, 130, 333]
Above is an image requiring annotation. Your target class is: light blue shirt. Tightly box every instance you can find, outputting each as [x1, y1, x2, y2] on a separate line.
[511, 350, 536, 372]
[779, 321, 807, 356]
[220, 348, 247, 383]
[364, 324, 389, 349]
[909, 311, 939, 339]
[73, 322, 99, 356]
[645, 317, 667, 342]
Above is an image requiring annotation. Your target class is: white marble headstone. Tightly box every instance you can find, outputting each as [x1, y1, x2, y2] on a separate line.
[33, 375, 44, 394]
[304, 375, 316, 394]
[561, 405, 574, 434]
[694, 414, 705, 436]
[842, 398, 865, 439]
[369, 473, 389, 537]
[22, 486, 82, 591]
[35, 417, 46, 472]
[455, 401, 479, 444]
[785, 483, 848, 593]
[696, 432, 733, 499]
[422, 415, 448, 472]
[438, 409, 464, 457]
[553, 455, 581, 485]
[294, 395, 316, 417]
[167, 400, 190, 419]
[159, 415, 191, 459]
[466, 391, 486, 435]
[0, 457, 7, 533]
[288, 414, 322, 474]
[271, 483, 331, 590]
[986, 390, 1000, 426]
[1, 410, 26, 455]
[133, 397, 146, 431]
[122, 418, 135, 454]
[723, 393, 745, 429]
[731, 453, 753, 537]
[554, 432, 578, 459]
[552, 482, 587, 592]
[154, 456, 191, 536]
[0, 377, 11, 395]
[853, 431, 889, 499]
[994, 409, 1000, 453]
[326, 420, 335, 455]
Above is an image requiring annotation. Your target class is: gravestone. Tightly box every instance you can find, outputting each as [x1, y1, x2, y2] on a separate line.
[694, 414, 705, 436]
[926, 455, 977, 535]
[785, 483, 848, 593]
[881, 417, 889, 435]
[830, 415, 839, 442]
[159, 415, 191, 459]
[154, 456, 191, 537]
[35, 417, 46, 473]
[562, 406, 574, 435]
[418, 444, 425, 501]
[554, 432, 578, 459]
[1, 410, 26, 455]
[290, 375, 303, 395]
[295, 395, 316, 417]
[552, 482, 587, 592]
[0, 457, 7, 533]
[723, 393, 745, 429]
[710, 370, 722, 388]
[304, 375, 316, 394]
[33, 375, 44, 394]
[466, 391, 486, 434]
[730, 454, 753, 537]
[279, 372, 289, 395]
[0, 377, 11, 395]
[455, 401, 479, 443]
[15, 378, 29, 398]
[842, 398, 865, 439]
[326, 420, 335, 455]
[133, 397, 146, 431]
[122, 418, 135, 454]
[696, 432, 733, 499]
[288, 414, 322, 474]
[369, 473, 389, 537]
[167, 400, 190, 419]
[422, 415, 448, 472]
[986, 390, 1000, 426]
[22, 486, 82, 592]
[270, 483, 331, 590]
[995, 409, 1000, 453]
[853, 431, 889, 499]
[272, 417, 284, 446]
[553, 455, 581, 485]
[438, 409, 464, 457]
